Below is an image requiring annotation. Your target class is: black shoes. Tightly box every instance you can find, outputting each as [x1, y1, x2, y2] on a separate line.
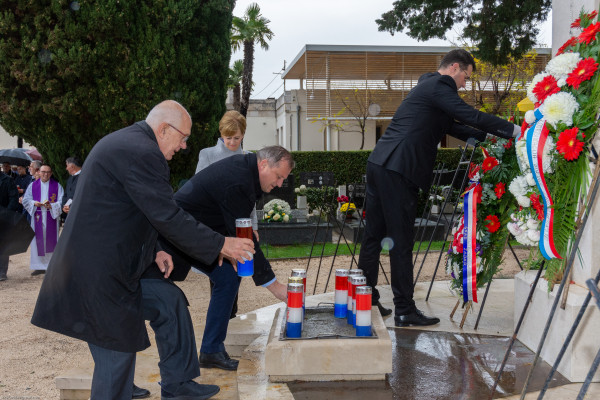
[199, 351, 239, 371]
[31, 270, 45, 276]
[132, 384, 151, 399]
[395, 309, 440, 327]
[376, 301, 392, 317]
[160, 380, 220, 400]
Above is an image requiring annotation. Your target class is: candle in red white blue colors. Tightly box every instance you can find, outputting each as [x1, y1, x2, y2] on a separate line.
[355, 286, 372, 336]
[334, 269, 349, 318]
[347, 269, 363, 324]
[291, 269, 307, 311]
[286, 282, 304, 338]
[351, 276, 367, 327]
[288, 276, 304, 317]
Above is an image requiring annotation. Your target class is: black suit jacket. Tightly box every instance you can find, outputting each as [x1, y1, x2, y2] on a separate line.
[31, 121, 225, 352]
[152, 152, 276, 286]
[61, 173, 80, 207]
[369, 72, 514, 192]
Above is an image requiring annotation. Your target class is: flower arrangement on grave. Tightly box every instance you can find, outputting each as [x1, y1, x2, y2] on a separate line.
[294, 184, 308, 196]
[262, 199, 291, 223]
[339, 202, 356, 216]
[446, 134, 520, 301]
[507, 8, 600, 285]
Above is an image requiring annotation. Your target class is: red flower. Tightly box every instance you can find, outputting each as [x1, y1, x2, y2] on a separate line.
[494, 182, 505, 199]
[503, 139, 513, 149]
[484, 215, 501, 233]
[566, 58, 599, 89]
[489, 136, 497, 144]
[533, 75, 561, 103]
[556, 37, 578, 56]
[337, 195, 349, 203]
[530, 193, 545, 221]
[571, 10, 598, 28]
[481, 156, 499, 172]
[556, 127, 585, 161]
[468, 163, 480, 179]
[578, 22, 600, 45]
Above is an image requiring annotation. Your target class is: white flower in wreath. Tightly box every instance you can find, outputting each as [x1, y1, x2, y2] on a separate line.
[527, 229, 541, 242]
[539, 92, 580, 128]
[452, 260, 461, 279]
[527, 72, 550, 103]
[283, 214, 290, 222]
[509, 175, 528, 197]
[526, 218, 540, 230]
[507, 222, 523, 237]
[476, 257, 483, 273]
[516, 139, 530, 173]
[525, 172, 536, 187]
[557, 78, 567, 88]
[525, 110, 536, 124]
[517, 195, 531, 208]
[545, 52, 581, 81]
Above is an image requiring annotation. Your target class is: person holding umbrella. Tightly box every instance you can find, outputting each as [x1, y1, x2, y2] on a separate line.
[0, 171, 19, 281]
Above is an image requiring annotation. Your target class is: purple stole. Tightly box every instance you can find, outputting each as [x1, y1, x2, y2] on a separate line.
[32, 179, 59, 256]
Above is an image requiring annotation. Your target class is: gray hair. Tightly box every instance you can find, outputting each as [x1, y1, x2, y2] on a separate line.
[145, 100, 192, 130]
[30, 160, 42, 170]
[255, 146, 295, 169]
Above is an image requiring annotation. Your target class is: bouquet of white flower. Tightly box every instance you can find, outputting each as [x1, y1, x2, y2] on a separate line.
[262, 199, 291, 223]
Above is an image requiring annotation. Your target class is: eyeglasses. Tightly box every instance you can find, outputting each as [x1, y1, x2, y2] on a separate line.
[40, 170, 52, 174]
[460, 68, 471, 81]
[167, 123, 190, 143]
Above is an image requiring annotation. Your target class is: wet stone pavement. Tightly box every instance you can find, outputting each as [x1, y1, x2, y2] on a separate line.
[287, 329, 570, 400]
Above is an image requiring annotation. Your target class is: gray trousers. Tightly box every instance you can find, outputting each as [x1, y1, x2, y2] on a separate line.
[88, 342, 135, 400]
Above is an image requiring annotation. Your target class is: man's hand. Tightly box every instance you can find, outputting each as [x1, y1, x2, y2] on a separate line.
[253, 230, 260, 242]
[62, 205, 70, 213]
[513, 124, 521, 138]
[219, 237, 254, 267]
[266, 280, 288, 302]
[155, 250, 173, 278]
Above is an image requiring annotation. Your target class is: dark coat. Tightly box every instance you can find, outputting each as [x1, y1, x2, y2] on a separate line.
[369, 72, 514, 192]
[144, 153, 276, 286]
[0, 174, 18, 211]
[31, 121, 225, 352]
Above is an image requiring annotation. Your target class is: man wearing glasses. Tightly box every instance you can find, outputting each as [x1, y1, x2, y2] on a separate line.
[31, 100, 254, 400]
[358, 49, 522, 327]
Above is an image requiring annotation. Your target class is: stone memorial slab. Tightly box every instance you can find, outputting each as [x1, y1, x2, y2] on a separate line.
[300, 171, 334, 188]
[261, 175, 295, 208]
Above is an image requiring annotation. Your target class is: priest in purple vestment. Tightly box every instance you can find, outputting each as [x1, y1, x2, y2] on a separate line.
[22, 164, 63, 275]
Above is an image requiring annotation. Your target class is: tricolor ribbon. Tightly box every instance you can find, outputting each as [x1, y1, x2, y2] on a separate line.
[462, 186, 478, 303]
[524, 109, 562, 260]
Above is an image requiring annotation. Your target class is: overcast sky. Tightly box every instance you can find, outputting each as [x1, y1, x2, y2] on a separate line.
[231, 0, 553, 99]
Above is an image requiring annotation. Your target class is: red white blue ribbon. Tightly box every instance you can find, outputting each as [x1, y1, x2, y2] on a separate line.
[462, 186, 478, 303]
[525, 109, 562, 260]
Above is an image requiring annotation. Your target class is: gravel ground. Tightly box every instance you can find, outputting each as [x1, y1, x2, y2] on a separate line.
[0, 244, 526, 399]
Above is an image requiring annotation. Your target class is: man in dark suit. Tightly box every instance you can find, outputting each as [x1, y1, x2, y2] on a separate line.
[61, 156, 82, 219]
[358, 49, 520, 327]
[31, 100, 255, 400]
[138, 146, 291, 385]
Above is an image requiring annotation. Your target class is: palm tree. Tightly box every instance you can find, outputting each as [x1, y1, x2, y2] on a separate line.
[231, 3, 273, 117]
[228, 60, 244, 112]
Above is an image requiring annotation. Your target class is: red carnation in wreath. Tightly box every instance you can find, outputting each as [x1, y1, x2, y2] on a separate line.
[530, 193, 545, 221]
[533, 75, 561, 103]
[484, 215, 501, 233]
[481, 156, 499, 173]
[566, 58, 599, 89]
[571, 10, 598, 28]
[494, 182, 505, 199]
[556, 127, 585, 161]
[503, 139, 513, 149]
[556, 37, 578, 56]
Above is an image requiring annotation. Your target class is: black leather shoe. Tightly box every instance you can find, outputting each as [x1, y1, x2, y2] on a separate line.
[395, 309, 440, 327]
[199, 351, 239, 371]
[132, 383, 150, 399]
[376, 301, 392, 317]
[31, 270, 45, 276]
[161, 380, 220, 400]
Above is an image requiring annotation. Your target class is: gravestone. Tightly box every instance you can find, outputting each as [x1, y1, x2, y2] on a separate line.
[300, 171, 334, 188]
[260, 175, 295, 208]
[348, 183, 366, 208]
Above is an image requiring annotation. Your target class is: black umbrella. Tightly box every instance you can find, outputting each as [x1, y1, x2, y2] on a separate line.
[0, 207, 34, 256]
[0, 148, 33, 166]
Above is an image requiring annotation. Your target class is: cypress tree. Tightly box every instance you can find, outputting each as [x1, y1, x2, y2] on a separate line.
[0, 0, 234, 186]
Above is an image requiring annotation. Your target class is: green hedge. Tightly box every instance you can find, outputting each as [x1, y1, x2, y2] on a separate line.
[290, 148, 469, 186]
